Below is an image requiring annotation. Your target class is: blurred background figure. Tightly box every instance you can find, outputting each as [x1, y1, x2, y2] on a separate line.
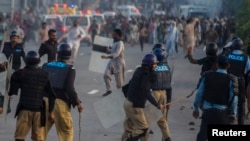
[38, 22, 49, 45]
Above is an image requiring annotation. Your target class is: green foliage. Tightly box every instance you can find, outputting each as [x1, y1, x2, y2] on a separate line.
[222, 0, 243, 15]
[236, 0, 250, 46]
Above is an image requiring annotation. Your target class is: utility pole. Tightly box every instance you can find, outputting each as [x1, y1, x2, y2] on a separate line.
[24, 0, 28, 8]
[37, 0, 40, 10]
[79, 0, 82, 9]
[11, 0, 15, 21]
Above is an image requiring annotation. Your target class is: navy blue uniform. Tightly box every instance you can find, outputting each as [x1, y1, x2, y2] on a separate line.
[2, 42, 25, 70]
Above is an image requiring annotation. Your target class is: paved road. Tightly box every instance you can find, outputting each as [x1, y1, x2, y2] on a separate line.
[0, 41, 206, 141]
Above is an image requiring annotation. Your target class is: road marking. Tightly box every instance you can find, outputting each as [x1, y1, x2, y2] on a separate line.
[125, 69, 133, 74]
[135, 65, 140, 68]
[93, 78, 99, 82]
[79, 53, 85, 56]
[88, 89, 99, 95]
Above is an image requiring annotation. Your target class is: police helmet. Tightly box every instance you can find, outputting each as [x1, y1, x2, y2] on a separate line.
[152, 43, 165, 51]
[25, 51, 40, 66]
[232, 38, 244, 50]
[231, 36, 239, 41]
[10, 30, 19, 39]
[142, 53, 158, 65]
[153, 48, 165, 62]
[206, 42, 218, 56]
[57, 43, 71, 59]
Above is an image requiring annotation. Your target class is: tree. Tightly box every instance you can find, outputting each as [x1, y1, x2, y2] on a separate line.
[221, 0, 243, 16]
[236, 0, 250, 46]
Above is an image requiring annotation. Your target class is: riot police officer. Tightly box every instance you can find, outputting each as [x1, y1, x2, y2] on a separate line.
[2, 30, 25, 71]
[121, 53, 164, 141]
[151, 48, 172, 141]
[193, 55, 238, 141]
[152, 44, 172, 105]
[220, 36, 239, 55]
[225, 38, 250, 125]
[9, 51, 55, 141]
[187, 42, 218, 75]
[152, 43, 166, 52]
[42, 43, 83, 141]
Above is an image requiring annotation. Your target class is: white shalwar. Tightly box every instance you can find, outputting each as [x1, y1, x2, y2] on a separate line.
[67, 26, 86, 63]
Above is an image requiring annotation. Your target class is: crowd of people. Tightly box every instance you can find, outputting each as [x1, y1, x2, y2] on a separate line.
[0, 6, 249, 141]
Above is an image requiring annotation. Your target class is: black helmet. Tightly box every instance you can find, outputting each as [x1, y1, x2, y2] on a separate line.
[10, 30, 19, 38]
[25, 51, 40, 65]
[232, 38, 244, 50]
[153, 48, 165, 62]
[57, 43, 71, 58]
[142, 53, 158, 65]
[206, 42, 218, 56]
[231, 36, 239, 41]
[152, 43, 165, 51]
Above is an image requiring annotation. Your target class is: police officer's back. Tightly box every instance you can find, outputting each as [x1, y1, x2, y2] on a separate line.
[42, 43, 83, 141]
[193, 55, 238, 141]
[225, 39, 248, 77]
[152, 48, 172, 141]
[8, 51, 55, 141]
[152, 44, 173, 103]
[225, 38, 250, 125]
[43, 43, 82, 109]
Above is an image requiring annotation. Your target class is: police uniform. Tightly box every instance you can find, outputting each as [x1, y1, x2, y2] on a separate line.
[8, 51, 55, 141]
[121, 54, 161, 141]
[151, 61, 172, 141]
[2, 42, 25, 71]
[193, 56, 238, 141]
[42, 44, 82, 141]
[151, 48, 172, 141]
[225, 50, 250, 124]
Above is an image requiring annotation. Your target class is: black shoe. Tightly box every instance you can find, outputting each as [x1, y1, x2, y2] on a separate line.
[165, 137, 172, 141]
[102, 90, 112, 96]
[149, 130, 154, 134]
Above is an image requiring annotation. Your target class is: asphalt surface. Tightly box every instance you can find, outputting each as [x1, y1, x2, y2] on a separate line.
[0, 41, 209, 141]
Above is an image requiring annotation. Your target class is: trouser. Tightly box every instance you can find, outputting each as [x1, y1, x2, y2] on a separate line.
[196, 109, 229, 141]
[122, 99, 149, 141]
[238, 101, 245, 125]
[68, 41, 80, 63]
[166, 41, 175, 57]
[15, 110, 44, 141]
[91, 33, 97, 44]
[103, 64, 124, 91]
[0, 94, 11, 113]
[148, 32, 154, 44]
[139, 36, 145, 51]
[43, 98, 74, 141]
[238, 78, 246, 125]
[152, 90, 171, 140]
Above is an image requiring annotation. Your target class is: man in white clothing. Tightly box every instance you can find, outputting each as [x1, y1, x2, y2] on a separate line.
[66, 20, 86, 63]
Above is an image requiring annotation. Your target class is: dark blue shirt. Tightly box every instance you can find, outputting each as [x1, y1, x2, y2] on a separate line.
[2, 42, 25, 70]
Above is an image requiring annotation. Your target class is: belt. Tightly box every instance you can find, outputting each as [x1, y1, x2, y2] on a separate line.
[152, 89, 165, 90]
[204, 108, 227, 112]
